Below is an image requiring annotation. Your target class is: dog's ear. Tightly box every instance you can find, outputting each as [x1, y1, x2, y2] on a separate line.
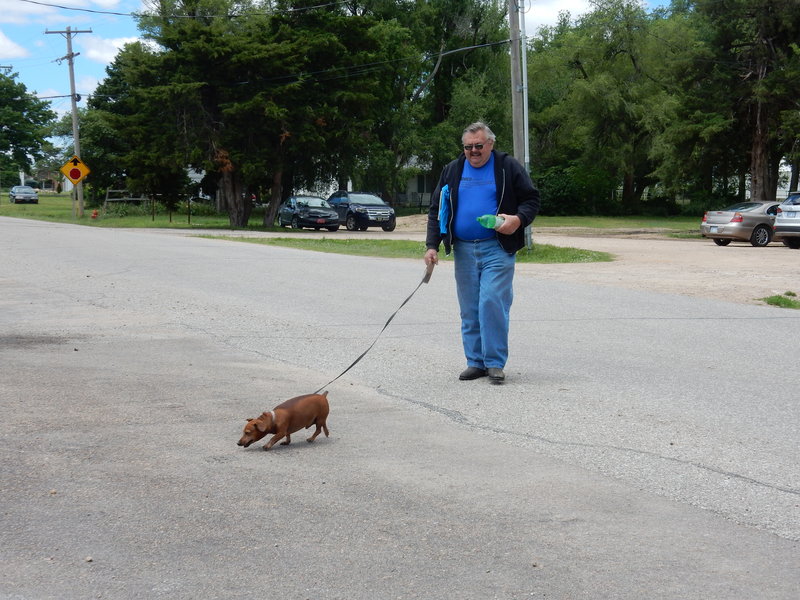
[255, 419, 269, 433]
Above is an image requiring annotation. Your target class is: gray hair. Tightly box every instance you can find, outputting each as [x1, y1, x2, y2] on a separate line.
[462, 121, 496, 143]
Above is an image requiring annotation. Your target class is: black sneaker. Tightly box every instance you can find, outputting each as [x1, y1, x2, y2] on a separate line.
[459, 367, 487, 380]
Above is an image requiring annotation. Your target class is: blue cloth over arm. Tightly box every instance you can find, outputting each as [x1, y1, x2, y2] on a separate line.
[438, 184, 450, 235]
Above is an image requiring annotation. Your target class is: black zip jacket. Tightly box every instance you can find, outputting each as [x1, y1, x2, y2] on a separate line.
[426, 150, 541, 255]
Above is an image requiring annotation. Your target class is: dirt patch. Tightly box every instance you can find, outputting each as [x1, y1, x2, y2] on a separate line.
[396, 216, 800, 306]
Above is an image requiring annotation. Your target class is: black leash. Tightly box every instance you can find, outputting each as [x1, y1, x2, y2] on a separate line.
[313, 263, 435, 394]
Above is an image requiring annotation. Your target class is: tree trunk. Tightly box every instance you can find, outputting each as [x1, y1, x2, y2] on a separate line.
[621, 171, 637, 213]
[749, 106, 772, 202]
[749, 55, 773, 202]
[264, 169, 283, 227]
[220, 169, 250, 228]
[790, 158, 799, 193]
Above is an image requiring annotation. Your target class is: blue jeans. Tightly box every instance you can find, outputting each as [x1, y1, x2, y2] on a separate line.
[453, 238, 516, 369]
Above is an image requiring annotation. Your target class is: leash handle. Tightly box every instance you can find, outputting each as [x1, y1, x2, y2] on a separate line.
[313, 265, 434, 394]
[422, 261, 434, 284]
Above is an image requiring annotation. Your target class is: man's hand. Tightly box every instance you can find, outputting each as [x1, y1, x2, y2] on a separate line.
[424, 248, 439, 266]
[496, 214, 521, 235]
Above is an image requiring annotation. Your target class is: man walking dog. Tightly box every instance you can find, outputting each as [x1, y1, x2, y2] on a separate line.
[424, 121, 540, 384]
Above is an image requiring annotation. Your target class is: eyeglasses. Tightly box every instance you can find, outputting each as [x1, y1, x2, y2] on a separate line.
[463, 143, 486, 151]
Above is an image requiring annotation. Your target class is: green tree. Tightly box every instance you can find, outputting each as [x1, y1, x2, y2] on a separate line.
[127, 0, 399, 226]
[80, 0, 514, 223]
[0, 72, 56, 181]
[703, 0, 800, 201]
[528, 0, 666, 213]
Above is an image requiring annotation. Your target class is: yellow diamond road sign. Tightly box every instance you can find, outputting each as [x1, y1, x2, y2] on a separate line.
[60, 155, 91, 185]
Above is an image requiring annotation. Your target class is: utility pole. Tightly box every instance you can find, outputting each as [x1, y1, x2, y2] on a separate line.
[507, 0, 533, 247]
[46, 26, 91, 217]
[508, 0, 525, 163]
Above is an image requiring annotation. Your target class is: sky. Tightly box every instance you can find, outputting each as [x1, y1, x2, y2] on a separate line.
[1, 0, 662, 116]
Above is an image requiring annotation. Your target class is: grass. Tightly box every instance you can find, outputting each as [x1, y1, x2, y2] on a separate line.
[6, 192, 707, 264]
[2, 192, 700, 232]
[201, 235, 613, 263]
[0, 192, 246, 229]
[760, 291, 800, 309]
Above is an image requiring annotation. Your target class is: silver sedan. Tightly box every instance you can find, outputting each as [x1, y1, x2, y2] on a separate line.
[700, 201, 779, 247]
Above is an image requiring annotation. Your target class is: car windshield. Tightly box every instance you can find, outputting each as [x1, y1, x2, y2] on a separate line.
[15, 186, 35, 193]
[719, 202, 765, 212]
[349, 193, 386, 206]
[296, 197, 330, 208]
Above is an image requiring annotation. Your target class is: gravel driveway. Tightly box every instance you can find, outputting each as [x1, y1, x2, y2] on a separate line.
[307, 215, 800, 306]
[527, 229, 799, 306]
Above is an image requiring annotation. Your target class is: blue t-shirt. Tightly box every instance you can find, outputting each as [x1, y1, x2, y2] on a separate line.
[453, 154, 497, 241]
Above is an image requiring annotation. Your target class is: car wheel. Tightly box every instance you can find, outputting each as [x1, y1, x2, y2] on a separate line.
[713, 238, 731, 246]
[382, 221, 396, 232]
[749, 225, 772, 247]
[346, 214, 358, 231]
[291, 216, 301, 229]
[783, 238, 800, 249]
[327, 226, 339, 232]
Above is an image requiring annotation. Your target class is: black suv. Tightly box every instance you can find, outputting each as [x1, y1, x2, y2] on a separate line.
[326, 191, 396, 231]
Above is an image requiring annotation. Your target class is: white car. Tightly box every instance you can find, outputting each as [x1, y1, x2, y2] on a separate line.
[773, 191, 800, 249]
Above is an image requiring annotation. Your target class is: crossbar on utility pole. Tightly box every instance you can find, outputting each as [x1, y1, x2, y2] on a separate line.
[46, 26, 92, 218]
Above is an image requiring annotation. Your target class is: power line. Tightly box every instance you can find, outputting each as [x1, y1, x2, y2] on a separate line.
[67, 39, 511, 102]
[18, 0, 350, 18]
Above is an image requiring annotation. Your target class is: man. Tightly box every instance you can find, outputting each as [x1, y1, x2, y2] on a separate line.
[424, 122, 540, 384]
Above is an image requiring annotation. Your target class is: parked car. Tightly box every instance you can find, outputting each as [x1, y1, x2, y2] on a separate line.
[773, 191, 800, 249]
[326, 191, 396, 231]
[277, 195, 339, 231]
[700, 201, 779, 247]
[8, 185, 39, 204]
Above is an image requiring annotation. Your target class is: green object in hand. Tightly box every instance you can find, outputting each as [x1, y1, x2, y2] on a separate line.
[477, 214, 505, 229]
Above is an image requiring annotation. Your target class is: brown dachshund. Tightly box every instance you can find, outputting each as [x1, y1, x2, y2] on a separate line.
[238, 391, 330, 450]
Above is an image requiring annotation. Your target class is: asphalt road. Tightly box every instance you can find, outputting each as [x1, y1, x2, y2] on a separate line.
[1, 217, 798, 599]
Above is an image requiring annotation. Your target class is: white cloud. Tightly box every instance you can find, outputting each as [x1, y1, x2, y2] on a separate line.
[0, 0, 61, 26]
[522, 0, 664, 34]
[80, 34, 139, 64]
[0, 28, 28, 59]
[523, 0, 594, 34]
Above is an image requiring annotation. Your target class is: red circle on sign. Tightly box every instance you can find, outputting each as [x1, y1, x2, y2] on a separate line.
[70, 168, 82, 180]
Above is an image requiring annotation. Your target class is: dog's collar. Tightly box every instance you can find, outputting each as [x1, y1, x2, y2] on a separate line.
[265, 410, 275, 422]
